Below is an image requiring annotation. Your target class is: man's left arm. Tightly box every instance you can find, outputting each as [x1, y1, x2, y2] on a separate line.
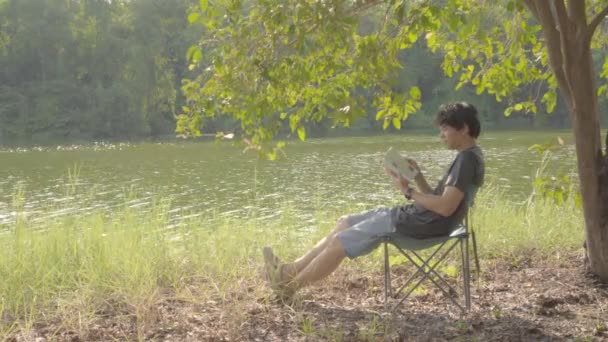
[389, 170, 466, 217]
[405, 151, 477, 217]
[407, 186, 463, 217]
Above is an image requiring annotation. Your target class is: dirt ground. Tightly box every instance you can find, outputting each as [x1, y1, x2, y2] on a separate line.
[6, 250, 608, 341]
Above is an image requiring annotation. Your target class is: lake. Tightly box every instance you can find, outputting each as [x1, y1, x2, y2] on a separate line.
[0, 130, 579, 227]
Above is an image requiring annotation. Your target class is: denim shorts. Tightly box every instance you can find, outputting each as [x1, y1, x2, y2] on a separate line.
[336, 207, 395, 259]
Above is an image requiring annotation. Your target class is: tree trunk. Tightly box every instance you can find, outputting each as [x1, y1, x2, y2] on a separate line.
[567, 41, 608, 280]
[526, 0, 608, 281]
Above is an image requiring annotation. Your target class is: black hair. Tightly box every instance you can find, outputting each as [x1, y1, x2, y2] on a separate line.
[433, 102, 481, 138]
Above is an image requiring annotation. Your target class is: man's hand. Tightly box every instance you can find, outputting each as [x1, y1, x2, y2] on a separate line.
[406, 158, 433, 193]
[406, 158, 424, 181]
[406, 158, 420, 173]
[385, 167, 410, 191]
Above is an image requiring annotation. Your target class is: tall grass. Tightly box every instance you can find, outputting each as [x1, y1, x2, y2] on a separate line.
[0, 184, 584, 337]
[473, 185, 583, 257]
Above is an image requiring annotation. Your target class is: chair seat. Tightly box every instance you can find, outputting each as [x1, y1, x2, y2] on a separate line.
[382, 224, 467, 251]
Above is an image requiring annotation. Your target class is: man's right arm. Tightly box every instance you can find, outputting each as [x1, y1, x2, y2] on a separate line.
[414, 172, 433, 194]
[408, 159, 433, 194]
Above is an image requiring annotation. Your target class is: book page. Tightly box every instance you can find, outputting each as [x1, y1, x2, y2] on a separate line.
[383, 147, 418, 181]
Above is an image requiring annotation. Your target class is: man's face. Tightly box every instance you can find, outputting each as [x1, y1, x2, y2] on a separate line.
[439, 124, 466, 149]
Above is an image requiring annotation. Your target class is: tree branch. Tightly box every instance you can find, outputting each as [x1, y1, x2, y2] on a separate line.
[522, 0, 540, 20]
[567, 0, 587, 27]
[551, 0, 570, 38]
[529, 0, 573, 110]
[551, 1, 572, 60]
[588, 5, 608, 37]
[348, 0, 386, 16]
[549, 0, 577, 113]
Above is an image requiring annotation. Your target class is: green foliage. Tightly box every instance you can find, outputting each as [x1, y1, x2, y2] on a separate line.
[181, 0, 388, 151]
[179, 0, 608, 151]
[528, 137, 581, 207]
[180, 1, 459, 149]
[1, 0, 606, 146]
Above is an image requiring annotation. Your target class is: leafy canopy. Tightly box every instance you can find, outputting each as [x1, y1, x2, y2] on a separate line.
[179, 0, 608, 157]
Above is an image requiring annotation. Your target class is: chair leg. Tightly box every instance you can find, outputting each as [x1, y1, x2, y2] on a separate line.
[392, 241, 465, 313]
[384, 241, 391, 305]
[460, 238, 471, 311]
[472, 231, 480, 276]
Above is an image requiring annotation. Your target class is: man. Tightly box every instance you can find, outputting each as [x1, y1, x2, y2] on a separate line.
[263, 102, 485, 297]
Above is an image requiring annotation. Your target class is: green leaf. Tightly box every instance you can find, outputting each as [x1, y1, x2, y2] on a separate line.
[200, 0, 208, 12]
[408, 31, 418, 44]
[507, 1, 515, 12]
[542, 91, 557, 113]
[395, 3, 404, 23]
[192, 50, 202, 63]
[297, 127, 306, 141]
[392, 118, 401, 129]
[409, 86, 421, 100]
[186, 46, 198, 61]
[188, 12, 200, 24]
[289, 115, 299, 132]
[425, 32, 437, 49]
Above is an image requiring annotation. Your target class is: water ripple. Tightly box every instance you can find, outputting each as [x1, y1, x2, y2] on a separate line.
[0, 132, 580, 227]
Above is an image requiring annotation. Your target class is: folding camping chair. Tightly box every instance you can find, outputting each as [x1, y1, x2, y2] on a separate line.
[380, 213, 480, 313]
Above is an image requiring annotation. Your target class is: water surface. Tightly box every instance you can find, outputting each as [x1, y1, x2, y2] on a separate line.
[0, 131, 578, 227]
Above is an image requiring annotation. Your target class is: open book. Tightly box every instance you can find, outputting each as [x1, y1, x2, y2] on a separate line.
[383, 147, 418, 181]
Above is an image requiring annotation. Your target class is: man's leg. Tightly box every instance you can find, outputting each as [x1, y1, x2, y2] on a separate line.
[290, 215, 350, 273]
[263, 215, 350, 279]
[272, 209, 385, 275]
[288, 233, 346, 290]
[287, 207, 394, 289]
[263, 208, 391, 292]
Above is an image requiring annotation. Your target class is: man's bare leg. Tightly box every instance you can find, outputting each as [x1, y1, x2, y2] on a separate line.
[288, 216, 349, 273]
[262, 216, 349, 288]
[288, 234, 347, 290]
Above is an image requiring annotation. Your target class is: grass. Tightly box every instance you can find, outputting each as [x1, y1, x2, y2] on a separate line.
[0, 184, 584, 339]
[473, 185, 583, 255]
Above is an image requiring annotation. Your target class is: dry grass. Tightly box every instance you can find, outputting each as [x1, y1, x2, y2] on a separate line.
[0, 186, 590, 340]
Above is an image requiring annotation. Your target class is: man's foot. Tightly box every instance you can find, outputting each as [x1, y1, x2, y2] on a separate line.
[260, 246, 282, 282]
[262, 247, 297, 297]
[262, 246, 285, 286]
[263, 247, 281, 270]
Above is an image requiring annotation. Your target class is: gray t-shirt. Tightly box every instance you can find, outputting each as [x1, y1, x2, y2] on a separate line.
[392, 145, 484, 238]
